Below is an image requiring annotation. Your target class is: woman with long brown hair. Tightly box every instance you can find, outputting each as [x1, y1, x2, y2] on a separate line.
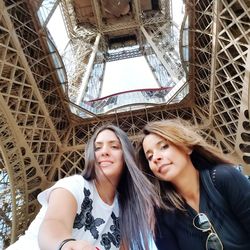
[7, 124, 159, 250]
[137, 118, 250, 250]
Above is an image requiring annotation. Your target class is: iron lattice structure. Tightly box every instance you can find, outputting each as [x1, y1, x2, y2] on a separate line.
[0, 0, 250, 248]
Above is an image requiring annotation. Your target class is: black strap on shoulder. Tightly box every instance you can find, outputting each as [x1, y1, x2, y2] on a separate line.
[200, 169, 231, 214]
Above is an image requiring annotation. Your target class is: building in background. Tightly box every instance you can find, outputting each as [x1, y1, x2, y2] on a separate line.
[0, 0, 249, 248]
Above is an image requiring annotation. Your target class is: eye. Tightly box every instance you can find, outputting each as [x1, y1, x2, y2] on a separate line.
[147, 154, 153, 161]
[111, 144, 120, 149]
[94, 146, 101, 151]
[161, 144, 169, 150]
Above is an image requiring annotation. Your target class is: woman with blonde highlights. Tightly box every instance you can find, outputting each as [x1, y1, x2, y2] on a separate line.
[137, 118, 250, 250]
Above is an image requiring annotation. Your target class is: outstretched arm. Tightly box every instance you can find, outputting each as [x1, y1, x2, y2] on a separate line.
[38, 188, 96, 250]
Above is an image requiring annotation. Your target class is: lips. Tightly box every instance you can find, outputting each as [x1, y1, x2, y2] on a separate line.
[99, 160, 113, 167]
[158, 164, 170, 173]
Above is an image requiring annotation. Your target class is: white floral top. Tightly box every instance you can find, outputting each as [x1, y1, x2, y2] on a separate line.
[6, 175, 120, 250]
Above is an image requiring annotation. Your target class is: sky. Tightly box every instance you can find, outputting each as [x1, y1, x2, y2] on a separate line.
[47, 0, 184, 99]
[100, 0, 184, 97]
[101, 57, 159, 96]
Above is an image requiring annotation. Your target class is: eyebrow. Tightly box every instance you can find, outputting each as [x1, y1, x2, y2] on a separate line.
[95, 140, 120, 144]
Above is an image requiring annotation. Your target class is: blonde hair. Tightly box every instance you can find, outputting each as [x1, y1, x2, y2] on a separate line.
[137, 118, 235, 211]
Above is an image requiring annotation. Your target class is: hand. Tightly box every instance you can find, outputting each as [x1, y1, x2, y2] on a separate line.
[61, 240, 97, 250]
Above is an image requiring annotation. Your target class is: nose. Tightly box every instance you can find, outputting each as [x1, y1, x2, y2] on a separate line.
[100, 145, 110, 156]
[152, 152, 162, 163]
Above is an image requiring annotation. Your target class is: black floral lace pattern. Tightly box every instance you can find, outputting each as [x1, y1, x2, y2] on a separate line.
[73, 187, 105, 239]
[100, 212, 120, 250]
[73, 186, 120, 249]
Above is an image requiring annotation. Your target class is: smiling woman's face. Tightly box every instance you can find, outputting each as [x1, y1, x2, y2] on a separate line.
[94, 129, 124, 183]
[142, 133, 191, 183]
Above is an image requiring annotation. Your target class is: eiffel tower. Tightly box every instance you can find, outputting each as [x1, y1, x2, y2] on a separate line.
[0, 0, 249, 248]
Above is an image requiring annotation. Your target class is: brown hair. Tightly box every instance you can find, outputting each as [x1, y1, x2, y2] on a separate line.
[83, 124, 160, 250]
[136, 118, 235, 211]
